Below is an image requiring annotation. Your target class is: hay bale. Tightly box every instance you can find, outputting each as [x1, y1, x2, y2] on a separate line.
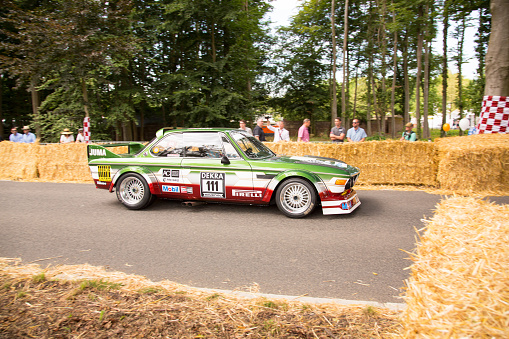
[37, 143, 92, 182]
[265, 140, 437, 186]
[401, 197, 509, 338]
[0, 142, 39, 180]
[435, 134, 509, 196]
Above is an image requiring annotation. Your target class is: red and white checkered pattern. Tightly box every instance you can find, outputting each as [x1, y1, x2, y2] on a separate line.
[477, 96, 509, 134]
[83, 117, 91, 143]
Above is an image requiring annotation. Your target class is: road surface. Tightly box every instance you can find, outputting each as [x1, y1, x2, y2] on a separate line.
[1, 181, 506, 303]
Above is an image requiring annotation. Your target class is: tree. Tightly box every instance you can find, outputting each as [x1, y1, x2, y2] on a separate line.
[484, 0, 509, 96]
[331, 0, 338, 123]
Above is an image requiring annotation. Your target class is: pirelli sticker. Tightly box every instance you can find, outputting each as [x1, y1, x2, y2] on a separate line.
[200, 172, 225, 198]
[98, 165, 111, 182]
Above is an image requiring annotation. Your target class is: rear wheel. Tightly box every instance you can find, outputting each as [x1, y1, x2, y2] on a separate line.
[116, 173, 155, 210]
[275, 178, 317, 218]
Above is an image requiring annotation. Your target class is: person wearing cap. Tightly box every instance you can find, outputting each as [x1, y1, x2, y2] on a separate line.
[75, 128, 85, 143]
[400, 122, 417, 141]
[60, 128, 75, 143]
[9, 127, 23, 142]
[21, 126, 36, 143]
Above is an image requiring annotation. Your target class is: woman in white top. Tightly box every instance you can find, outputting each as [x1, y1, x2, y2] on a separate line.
[60, 128, 75, 143]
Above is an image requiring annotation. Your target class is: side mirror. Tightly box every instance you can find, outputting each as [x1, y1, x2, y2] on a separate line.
[221, 155, 230, 165]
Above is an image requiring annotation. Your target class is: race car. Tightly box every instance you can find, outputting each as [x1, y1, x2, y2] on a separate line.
[87, 128, 360, 218]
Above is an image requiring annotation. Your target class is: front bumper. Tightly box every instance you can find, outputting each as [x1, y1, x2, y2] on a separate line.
[320, 189, 361, 215]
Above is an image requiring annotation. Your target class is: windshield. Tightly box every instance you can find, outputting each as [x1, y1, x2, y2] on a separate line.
[229, 131, 275, 159]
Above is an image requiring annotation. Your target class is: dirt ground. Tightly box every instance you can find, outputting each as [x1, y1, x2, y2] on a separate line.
[0, 263, 402, 338]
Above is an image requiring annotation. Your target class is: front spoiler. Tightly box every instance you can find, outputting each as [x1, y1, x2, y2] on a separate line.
[321, 189, 361, 215]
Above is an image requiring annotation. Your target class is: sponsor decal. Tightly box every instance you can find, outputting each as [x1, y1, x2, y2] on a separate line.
[290, 156, 348, 168]
[200, 172, 225, 198]
[89, 148, 106, 156]
[97, 181, 107, 185]
[181, 187, 194, 194]
[162, 169, 180, 183]
[162, 185, 180, 193]
[232, 189, 262, 198]
[97, 165, 111, 182]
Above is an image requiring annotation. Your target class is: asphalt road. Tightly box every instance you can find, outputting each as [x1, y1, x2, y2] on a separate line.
[1, 181, 507, 304]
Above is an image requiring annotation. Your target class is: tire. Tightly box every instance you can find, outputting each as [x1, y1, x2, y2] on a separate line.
[116, 173, 154, 210]
[275, 178, 317, 218]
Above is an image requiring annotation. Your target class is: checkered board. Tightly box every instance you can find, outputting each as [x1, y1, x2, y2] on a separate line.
[477, 96, 509, 134]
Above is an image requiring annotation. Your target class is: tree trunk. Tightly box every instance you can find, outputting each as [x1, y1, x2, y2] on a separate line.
[390, 8, 398, 138]
[341, 0, 349, 123]
[353, 61, 359, 120]
[457, 16, 465, 136]
[0, 75, 3, 139]
[485, 0, 509, 96]
[30, 76, 40, 138]
[423, 39, 431, 140]
[379, 0, 387, 135]
[81, 78, 90, 118]
[403, 32, 410, 125]
[331, 0, 338, 123]
[415, 6, 424, 139]
[140, 101, 145, 141]
[441, 1, 449, 138]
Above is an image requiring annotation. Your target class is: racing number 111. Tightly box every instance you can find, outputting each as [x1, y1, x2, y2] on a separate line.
[206, 180, 219, 192]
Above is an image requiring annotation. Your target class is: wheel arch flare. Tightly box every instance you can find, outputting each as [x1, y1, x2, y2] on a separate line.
[267, 170, 327, 204]
[112, 166, 158, 194]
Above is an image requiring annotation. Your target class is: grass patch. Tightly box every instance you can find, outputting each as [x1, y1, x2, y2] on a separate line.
[32, 273, 46, 283]
[79, 279, 122, 291]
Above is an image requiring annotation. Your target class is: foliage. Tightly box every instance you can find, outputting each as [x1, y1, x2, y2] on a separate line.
[0, 0, 493, 141]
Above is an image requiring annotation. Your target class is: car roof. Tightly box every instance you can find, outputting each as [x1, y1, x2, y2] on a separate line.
[156, 127, 236, 138]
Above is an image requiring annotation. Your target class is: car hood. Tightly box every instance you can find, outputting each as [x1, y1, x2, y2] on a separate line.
[265, 155, 359, 175]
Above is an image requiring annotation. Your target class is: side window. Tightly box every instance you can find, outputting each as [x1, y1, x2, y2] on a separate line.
[150, 133, 184, 157]
[221, 134, 241, 159]
[183, 132, 223, 158]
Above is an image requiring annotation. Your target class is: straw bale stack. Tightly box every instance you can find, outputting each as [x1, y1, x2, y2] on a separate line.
[265, 140, 437, 186]
[435, 134, 509, 195]
[401, 197, 509, 338]
[0, 142, 39, 180]
[37, 143, 92, 182]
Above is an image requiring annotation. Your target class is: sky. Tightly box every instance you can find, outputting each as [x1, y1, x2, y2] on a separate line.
[265, 0, 479, 79]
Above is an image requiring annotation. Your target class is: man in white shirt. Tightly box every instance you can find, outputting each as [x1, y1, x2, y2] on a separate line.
[75, 128, 85, 143]
[238, 120, 253, 136]
[267, 120, 290, 142]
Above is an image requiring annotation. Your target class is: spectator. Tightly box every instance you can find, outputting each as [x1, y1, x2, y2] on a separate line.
[9, 127, 23, 142]
[253, 118, 266, 141]
[267, 120, 290, 142]
[60, 128, 75, 143]
[400, 122, 417, 141]
[298, 118, 311, 142]
[76, 128, 85, 143]
[346, 119, 367, 142]
[330, 118, 346, 143]
[21, 126, 36, 143]
[238, 120, 253, 136]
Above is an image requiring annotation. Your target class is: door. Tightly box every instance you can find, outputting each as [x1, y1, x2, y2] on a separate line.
[180, 132, 256, 202]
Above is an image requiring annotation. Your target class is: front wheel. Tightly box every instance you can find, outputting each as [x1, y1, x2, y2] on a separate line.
[116, 173, 155, 210]
[275, 178, 317, 218]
